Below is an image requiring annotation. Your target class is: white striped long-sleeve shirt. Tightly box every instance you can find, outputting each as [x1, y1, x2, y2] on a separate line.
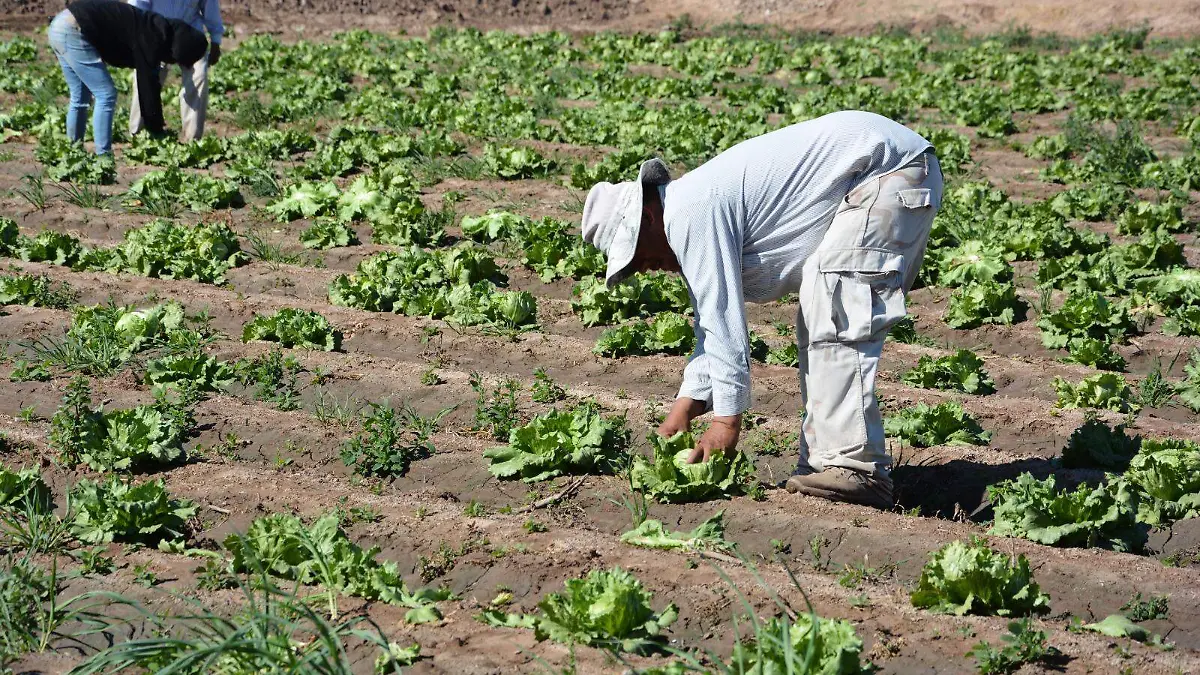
[131, 0, 223, 43]
[663, 110, 932, 417]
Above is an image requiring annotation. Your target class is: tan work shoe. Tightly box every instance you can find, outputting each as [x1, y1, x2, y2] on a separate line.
[785, 467, 894, 509]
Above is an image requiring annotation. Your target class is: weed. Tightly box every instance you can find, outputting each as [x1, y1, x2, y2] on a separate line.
[887, 315, 937, 346]
[48, 376, 101, 466]
[0, 500, 74, 555]
[1122, 592, 1169, 621]
[340, 401, 453, 479]
[132, 562, 158, 588]
[199, 432, 242, 460]
[13, 173, 47, 210]
[837, 556, 897, 589]
[54, 182, 111, 209]
[243, 231, 323, 269]
[1137, 360, 1177, 409]
[9, 360, 50, 383]
[18, 406, 39, 423]
[463, 500, 487, 517]
[808, 535, 831, 572]
[127, 191, 183, 219]
[0, 556, 121, 667]
[70, 558, 403, 673]
[233, 95, 274, 130]
[313, 392, 361, 428]
[1034, 285, 1054, 317]
[420, 368, 442, 386]
[770, 539, 791, 555]
[523, 518, 548, 533]
[969, 619, 1060, 674]
[334, 499, 381, 526]
[612, 470, 650, 530]
[26, 317, 131, 377]
[746, 429, 795, 457]
[193, 556, 236, 592]
[417, 539, 479, 582]
[849, 593, 871, 608]
[234, 348, 303, 410]
[469, 373, 521, 440]
[72, 547, 114, 577]
[531, 367, 566, 403]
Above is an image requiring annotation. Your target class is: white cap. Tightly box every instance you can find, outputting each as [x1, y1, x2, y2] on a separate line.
[580, 158, 672, 287]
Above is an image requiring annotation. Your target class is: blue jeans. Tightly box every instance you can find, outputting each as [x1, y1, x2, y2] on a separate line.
[47, 10, 116, 155]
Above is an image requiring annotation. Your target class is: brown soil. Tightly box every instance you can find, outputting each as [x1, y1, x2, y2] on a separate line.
[5, 0, 1200, 38]
[2, 6, 1200, 674]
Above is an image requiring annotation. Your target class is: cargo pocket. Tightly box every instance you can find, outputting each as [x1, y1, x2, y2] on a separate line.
[810, 247, 908, 343]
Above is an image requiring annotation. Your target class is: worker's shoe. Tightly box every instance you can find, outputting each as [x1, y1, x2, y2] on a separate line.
[784, 467, 893, 510]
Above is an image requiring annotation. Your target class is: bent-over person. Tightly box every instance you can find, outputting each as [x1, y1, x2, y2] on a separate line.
[582, 110, 943, 509]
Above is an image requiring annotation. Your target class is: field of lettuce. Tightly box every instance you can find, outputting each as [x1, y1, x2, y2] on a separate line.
[0, 21, 1199, 674]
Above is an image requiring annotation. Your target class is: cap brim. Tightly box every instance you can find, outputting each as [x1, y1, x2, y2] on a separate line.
[603, 159, 672, 287]
[602, 184, 642, 288]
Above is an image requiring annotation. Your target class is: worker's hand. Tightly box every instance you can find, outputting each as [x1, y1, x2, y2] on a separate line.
[208, 43, 221, 66]
[686, 416, 741, 464]
[656, 397, 708, 438]
[657, 414, 689, 438]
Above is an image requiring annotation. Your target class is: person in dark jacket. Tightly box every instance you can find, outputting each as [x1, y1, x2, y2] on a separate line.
[47, 0, 208, 155]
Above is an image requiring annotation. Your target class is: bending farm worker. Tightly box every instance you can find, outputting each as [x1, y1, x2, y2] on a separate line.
[48, 0, 209, 155]
[582, 110, 943, 509]
[128, 0, 224, 141]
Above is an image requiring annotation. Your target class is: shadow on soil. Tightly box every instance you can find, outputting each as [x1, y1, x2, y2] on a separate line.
[891, 456, 1059, 519]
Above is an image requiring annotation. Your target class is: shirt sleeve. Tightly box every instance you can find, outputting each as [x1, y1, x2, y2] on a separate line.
[667, 199, 752, 417]
[202, 0, 223, 43]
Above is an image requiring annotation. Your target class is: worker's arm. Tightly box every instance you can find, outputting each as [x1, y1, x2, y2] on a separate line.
[658, 289, 713, 436]
[664, 201, 751, 460]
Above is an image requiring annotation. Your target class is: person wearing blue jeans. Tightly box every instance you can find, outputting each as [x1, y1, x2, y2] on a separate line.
[48, 11, 117, 155]
[47, 0, 208, 156]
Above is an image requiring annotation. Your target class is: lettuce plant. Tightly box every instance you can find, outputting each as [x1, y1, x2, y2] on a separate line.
[484, 403, 628, 482]
[901, 349, 995, 394]
[1037, 290, 1136, 350]
[243, 308, 341, 351]
[883, 402, 990, 447]
[910, 537, 1050, 617]
[727, 613, 864, 675]
[224, 512, 449, 623]
[620, 511, 733, 552]
[987, 473, 1146, 553]
[1052, 372, 1137, 412]
[1125, 438, 1200, 526]
[630, 431, 755, 503]
[944, 281, 1024, 329]
[479, 567, 678, 654]
[1061, 418, 1140, 470]
[571, 274, 689, 326]
[71, 476, 197, 547]
[594, 312, 694, 357]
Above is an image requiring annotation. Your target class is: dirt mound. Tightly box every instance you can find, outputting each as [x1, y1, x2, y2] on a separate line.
[4, 0, 1200, 36]
[651, 0, 1200, 38]
[0, 0, 633, 31]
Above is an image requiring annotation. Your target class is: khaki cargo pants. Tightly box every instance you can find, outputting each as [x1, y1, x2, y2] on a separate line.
[129, 55, 210, 142]
[796, 151, 943, 477]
